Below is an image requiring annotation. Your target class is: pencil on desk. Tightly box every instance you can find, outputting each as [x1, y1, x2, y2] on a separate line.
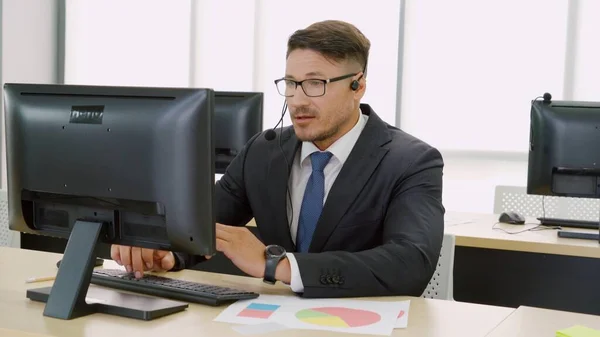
[25, 276, 56, 283]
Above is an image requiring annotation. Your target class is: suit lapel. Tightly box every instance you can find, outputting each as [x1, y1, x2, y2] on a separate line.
[309, 108, 392, 253]
[266, 127, 300, 252]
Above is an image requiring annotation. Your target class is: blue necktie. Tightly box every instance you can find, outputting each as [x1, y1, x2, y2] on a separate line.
[297, 151, 333, 252]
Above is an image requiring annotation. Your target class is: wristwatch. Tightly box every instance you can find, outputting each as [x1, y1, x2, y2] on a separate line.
[263, 245, 287, 285]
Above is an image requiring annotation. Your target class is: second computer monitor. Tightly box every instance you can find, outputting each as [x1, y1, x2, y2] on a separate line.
[528, 98, 600, 198]
[214, 92, 263, 173]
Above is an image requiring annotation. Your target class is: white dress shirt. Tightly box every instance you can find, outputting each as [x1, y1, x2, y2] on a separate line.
[285, 110, 369, 292]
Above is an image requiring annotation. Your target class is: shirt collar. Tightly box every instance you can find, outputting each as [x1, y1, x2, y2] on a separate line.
[300, 108, 368, 167]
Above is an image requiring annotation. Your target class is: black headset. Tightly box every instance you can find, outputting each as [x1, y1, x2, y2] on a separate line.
[351, 72, 365, 91]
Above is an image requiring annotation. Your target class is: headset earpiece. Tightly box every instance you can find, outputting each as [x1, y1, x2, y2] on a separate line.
[351, 73, 363, 91]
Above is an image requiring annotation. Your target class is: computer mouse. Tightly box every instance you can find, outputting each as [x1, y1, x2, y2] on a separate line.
[498, 211, 526, 225]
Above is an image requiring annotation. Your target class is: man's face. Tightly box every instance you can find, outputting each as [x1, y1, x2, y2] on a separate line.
[284, 49, 364, 149]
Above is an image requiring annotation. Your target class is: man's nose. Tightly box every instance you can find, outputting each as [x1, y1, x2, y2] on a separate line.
[287, 86, 310, 108]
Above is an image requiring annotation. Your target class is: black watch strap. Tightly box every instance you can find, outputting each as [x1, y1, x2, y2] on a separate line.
[263, 245, 286, 284]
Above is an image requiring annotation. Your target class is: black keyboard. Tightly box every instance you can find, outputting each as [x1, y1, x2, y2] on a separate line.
[91, 269, 259, 306]
[537, 217, 599, 229]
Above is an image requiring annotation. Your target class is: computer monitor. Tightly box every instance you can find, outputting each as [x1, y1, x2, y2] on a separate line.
[214, 91, 263, 174]
[527, 95, 600, 241]
[3, 83, 216, 319]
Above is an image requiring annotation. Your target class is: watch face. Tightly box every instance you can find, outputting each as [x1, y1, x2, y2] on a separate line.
[266, 245, 286, 257]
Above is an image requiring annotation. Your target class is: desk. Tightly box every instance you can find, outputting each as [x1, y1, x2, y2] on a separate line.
[444, 212, 600, 258]
[444, 212, 600, 316]
[0, 247, 513, 337]
[486, 305, 600, 337]
[0, 329, 53, 337]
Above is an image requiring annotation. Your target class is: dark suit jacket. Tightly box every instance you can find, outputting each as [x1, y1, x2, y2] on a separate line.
[175, 103, 445, 298]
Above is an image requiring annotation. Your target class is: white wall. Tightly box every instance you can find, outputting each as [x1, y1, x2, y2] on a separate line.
[1, 0, 60, 190]
[400, 0, 568, 153]
[572, 0, 600, 101]
[64, 0, 192, 87]
[441, 151, 528, 213]
[192, 0, 256, 91]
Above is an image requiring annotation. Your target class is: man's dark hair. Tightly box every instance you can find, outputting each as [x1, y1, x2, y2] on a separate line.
[286, 20, 370, 76]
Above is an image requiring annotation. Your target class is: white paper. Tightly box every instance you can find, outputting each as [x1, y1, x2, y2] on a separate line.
[232, 322, 289, 335]
[394, 300, 410, 328]
[214, 294, 410, 336]
[85, 297, 107, 304]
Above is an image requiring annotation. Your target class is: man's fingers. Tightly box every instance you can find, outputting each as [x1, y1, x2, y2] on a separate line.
[216, 223, 233, 232]
[110, 245, 122, 265]
[148, 251, 174, 272]
[160, 252, 175, 271]
[216, 226, 235, 242]
[141, 248, 154, 270]
[131, 247, 145, 278]
[216, 223, 247, 235]
[119, 246, 132, 273]
[216, 238, 233, 258]
[154, 250, 170, 259]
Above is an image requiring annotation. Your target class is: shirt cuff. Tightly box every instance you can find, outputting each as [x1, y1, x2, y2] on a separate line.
[285, 253, 304, 293]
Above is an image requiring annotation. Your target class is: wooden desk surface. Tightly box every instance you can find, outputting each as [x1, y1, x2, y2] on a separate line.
[444, 212, 600, 259]
[0, 247, 513, 337]
[485, 305, 600, 337]
[0, 328, 53, 337]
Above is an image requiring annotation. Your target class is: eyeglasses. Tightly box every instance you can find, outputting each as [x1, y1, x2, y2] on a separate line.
[274, 73, 358, 97]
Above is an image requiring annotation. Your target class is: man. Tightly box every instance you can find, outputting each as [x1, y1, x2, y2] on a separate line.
[112, 20, 445, 298]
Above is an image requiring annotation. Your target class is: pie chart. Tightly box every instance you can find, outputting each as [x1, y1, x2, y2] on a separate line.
[295, 307, 381, 328]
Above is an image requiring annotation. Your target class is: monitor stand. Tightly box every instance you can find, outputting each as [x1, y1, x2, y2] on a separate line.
[26, 220, 188, 320]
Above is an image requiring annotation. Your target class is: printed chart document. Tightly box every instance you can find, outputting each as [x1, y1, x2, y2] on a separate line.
[214, 294, 411, 336]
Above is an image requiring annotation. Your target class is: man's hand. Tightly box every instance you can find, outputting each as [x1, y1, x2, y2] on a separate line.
[216, 224, 291, 283]
[110, 245, 175, 279]
[216, 224, 266, 278]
